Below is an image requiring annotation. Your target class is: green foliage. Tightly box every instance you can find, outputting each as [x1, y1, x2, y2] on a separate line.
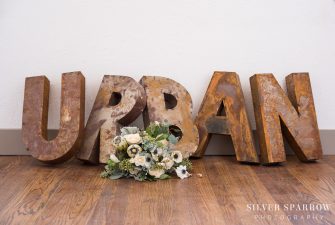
[133, 171, 155, 182]
[155, 133, 169, 141]
[109, 173, 124, 180]
[168, 134, 178, 144]
[115, 149, 127, 161]
[100, 171, 110, 178]
[179, 158, 193, 170]
[107, 160, 118, 170]
[159, 174, 171, 180]
[142, 138, 157, 151]
[121, 127, 140, 135]
[119, 159, 134, 172]
[145, 122, 169, 138]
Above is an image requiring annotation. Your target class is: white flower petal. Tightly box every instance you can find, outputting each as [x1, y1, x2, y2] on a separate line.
[159, 139, 169, 147]
[112, 136, 128, 151]
[161, 157, 174, 170]
[149, 168, 165, 178]
[124, 133, 142, 145]
[127, 144, 142, 158]
[109, 153, 120, 163]
[171, 151, 183, 163]
[133, 154, 146, 167]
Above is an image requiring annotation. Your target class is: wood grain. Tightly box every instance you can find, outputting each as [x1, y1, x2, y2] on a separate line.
[0, 156, 334, 225]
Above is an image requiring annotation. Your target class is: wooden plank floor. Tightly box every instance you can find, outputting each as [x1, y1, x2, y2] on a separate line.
[0, 156, 335, 225]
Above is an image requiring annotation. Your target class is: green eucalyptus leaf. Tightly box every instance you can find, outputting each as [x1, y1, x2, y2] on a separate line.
[109, 173, 123, 180]
[155, 133, 169, 141]
[100, 171, 110, 178]
[107, 160, 117, 168]
[121, 127, 140, 135]
[134, 176, 145, 181]
[168, 134, 178, 144]
[159, 174, 171, 180]
[115, 150, 127, 161]
[146, 175, 157, 181]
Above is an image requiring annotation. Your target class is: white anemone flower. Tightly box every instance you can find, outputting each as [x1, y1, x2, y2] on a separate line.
[124, 133, 142, 145]
[127, 144, 142, 158]
[143, 153, 153, 168]
[133, 153, 152, 168]
[109, 153, 120, 163]
[175, 165, 191, 179]
[171, 151, 183, 163]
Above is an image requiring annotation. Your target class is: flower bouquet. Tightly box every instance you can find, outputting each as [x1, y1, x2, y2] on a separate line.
[100, 121, 192, 181]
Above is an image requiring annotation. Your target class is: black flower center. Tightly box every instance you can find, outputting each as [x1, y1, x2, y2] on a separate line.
[153, 150, 157, 154]
[174, 154, 178, 159]
[182, 169, 186, 174]
[146, 157, 151, 162]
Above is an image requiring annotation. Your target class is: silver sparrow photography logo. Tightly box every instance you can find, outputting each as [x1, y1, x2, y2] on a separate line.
[246, 203, 331, 222]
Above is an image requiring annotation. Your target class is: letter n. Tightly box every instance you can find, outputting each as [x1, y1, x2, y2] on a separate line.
[250, 73, 322, 164]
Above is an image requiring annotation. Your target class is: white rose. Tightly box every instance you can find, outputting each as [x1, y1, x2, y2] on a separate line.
[124, 133, 142, 145]
[161, 157, 174, 170]
[149, 168, 165, 178]
[133, 154, 146, 167]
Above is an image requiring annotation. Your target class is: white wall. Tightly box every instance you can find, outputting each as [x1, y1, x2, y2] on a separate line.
[0, 0, 335, 130]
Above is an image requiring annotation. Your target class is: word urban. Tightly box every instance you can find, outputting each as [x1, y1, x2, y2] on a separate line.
[22, 71, 322, 165]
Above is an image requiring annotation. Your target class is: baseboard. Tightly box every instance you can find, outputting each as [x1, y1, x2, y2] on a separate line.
[0, 129, 334, 155]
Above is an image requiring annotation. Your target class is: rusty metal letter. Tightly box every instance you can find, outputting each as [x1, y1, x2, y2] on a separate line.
[250, 73, 322, 164]
[140, 76, 199, 157]
[76, 75, 146, 164]
[22, 72, 85, 164]
[193, 72, 259, 163]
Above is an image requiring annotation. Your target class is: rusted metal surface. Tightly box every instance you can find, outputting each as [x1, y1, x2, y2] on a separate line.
[76, 75, 146, 164]
[250, 73, 322, 164]
[193, 72, 259, 163]
[140, 76, 199, 157]
[22, 72, 85, 164]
